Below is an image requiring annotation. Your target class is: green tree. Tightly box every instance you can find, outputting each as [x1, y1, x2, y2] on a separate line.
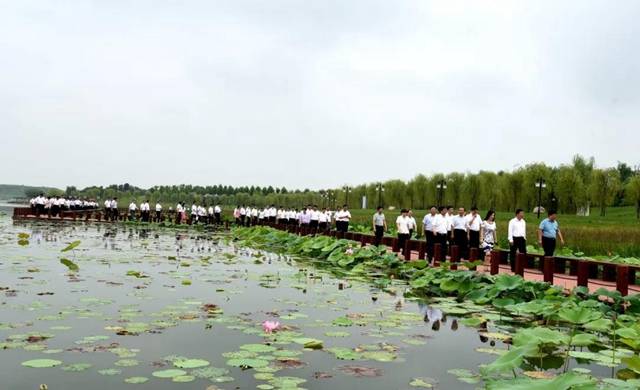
[626, 175, 640, 219]
[589, 168, 621, 216]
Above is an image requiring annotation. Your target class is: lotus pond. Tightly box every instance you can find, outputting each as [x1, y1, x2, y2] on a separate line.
[1, 212, 640, 389]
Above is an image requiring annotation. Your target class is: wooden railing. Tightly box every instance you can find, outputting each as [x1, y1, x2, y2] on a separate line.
[253, 220, 638, 296]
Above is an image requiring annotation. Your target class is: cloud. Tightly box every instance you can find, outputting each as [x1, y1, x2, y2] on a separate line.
[1, 0, 638, 189]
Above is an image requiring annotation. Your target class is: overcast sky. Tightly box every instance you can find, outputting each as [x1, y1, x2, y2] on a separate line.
[2, 0, 639, 190]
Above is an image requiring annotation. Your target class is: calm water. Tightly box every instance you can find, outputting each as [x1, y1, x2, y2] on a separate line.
[0, 205, 608, 389]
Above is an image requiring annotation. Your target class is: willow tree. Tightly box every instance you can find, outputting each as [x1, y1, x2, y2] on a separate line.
[589, 168, 621, 216]
[627, 176, 640, 219]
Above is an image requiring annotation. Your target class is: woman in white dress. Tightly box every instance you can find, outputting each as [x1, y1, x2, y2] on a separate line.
[480, 210, 497, 257]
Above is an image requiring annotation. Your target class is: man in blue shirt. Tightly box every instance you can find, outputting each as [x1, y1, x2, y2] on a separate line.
[538, 210, 565, 256]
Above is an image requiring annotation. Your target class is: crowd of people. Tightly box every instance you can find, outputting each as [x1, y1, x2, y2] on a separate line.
[371, 206, 564, 267]
[125, 201, 223, 225]
[28, 194, 565, 269]
[231, 204, 353, 232]
[30, 194, 99, 217]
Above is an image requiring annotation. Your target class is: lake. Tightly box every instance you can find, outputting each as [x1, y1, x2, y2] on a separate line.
[0, 204, 613, 389]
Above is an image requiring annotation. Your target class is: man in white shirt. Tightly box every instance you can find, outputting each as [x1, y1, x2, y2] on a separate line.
[251, 207, 258, 225]
[310, 206, 320, 230]
[191, 203, 198, 224]
[176, 202, 184, 224]
[422, 207, 438, 261]
[155, 201, 163, 223]
[214, 205, 222, 224]
[110, 198, 119, 221]
[432, 206, 449, 262]
[35, 193, 46, 216]
[319, 208, 330, 231]
[407, 210, 417, 239]
[372, 206, 387, 246]
[198, 205, 207, 224]
[466, 207, 482, 253]
[207, 205, 214, 224]
[446, 206, 455, 246]
[335, 205, 351, 233]
[396, 209, 411, 259]
[508, 208, 527, 272]
[451, 207, 469, 259]
[129, 201, 138, 221]
[269, 205, 277, 223]
[104, 199, 111, 219]
[240, 206, 247, 225]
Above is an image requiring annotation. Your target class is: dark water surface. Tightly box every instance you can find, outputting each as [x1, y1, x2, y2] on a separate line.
[0, 205, 607, 389]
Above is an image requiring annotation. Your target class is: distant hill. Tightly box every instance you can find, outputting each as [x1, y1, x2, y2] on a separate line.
[0, 184, 63, 201]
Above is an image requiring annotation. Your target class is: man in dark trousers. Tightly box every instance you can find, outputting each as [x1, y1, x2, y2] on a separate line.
[451, 207, 469, 259]
[372, 206, 387, 246]
[508, 209, 527, 272]
[538, 210, 565, 256]
[422, 207, 438, 262]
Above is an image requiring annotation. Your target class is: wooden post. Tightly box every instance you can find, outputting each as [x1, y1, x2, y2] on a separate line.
[403, 240, 412, 260]
[617, 265, 629, 296]
[469, 247, 478, 261]
[490, 250, 500, 275]
[543, 256, 554, 283]
[360, 235, 367, 247]
[434, 243, 442, 264]
[577, 261, 589, 287]
[450, 245, 459, 270]
[418, 241, 426, 260]
[515, 253, 526, 276]
[391, 238, 399, 253]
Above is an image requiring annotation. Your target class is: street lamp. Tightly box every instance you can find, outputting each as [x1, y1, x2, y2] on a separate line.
[436, 180, 447, 207]
[535, 177, 546, 218]
[377, 183, 385, 208]
[343, 186, 351, 207]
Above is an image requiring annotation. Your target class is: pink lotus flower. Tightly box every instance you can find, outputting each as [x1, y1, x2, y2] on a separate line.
[345, 247, 354, 255]
[262, 320, 280, 334]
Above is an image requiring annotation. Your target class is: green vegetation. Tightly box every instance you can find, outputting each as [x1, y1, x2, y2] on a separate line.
[232, 226, 640, 388]
[0, 184, 62, 201]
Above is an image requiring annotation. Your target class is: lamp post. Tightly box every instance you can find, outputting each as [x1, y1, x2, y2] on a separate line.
[377, 183, 385, 208]
[535, 177, 546, 218]
[343, 186, 351, 207]
[436, 180, 447, 207]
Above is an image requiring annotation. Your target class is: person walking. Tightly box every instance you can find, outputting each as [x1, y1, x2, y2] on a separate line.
[451, 207, 469, 259]
[396, 209, 410, 259]
[407, 210, 417, 239]
[433, 206, 449, 262]
[155, 201, 163, 222]
[233, 206, 241, 225]
[214, 205, 222, 224]
[422, 207, 438, 262]
[538, 210, 564, 257]
[335, 205, 351, 233]
[480, 210, 497, 256]
[508, 209, 527, 272]
[110, 198, 119, 221]
[466, 207, 482, 254]
[372, 206, 387, 246]
[128, 200, 137, 221]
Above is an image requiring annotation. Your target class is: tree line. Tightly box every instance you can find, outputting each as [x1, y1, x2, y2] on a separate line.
[64, 155, 640, 217]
